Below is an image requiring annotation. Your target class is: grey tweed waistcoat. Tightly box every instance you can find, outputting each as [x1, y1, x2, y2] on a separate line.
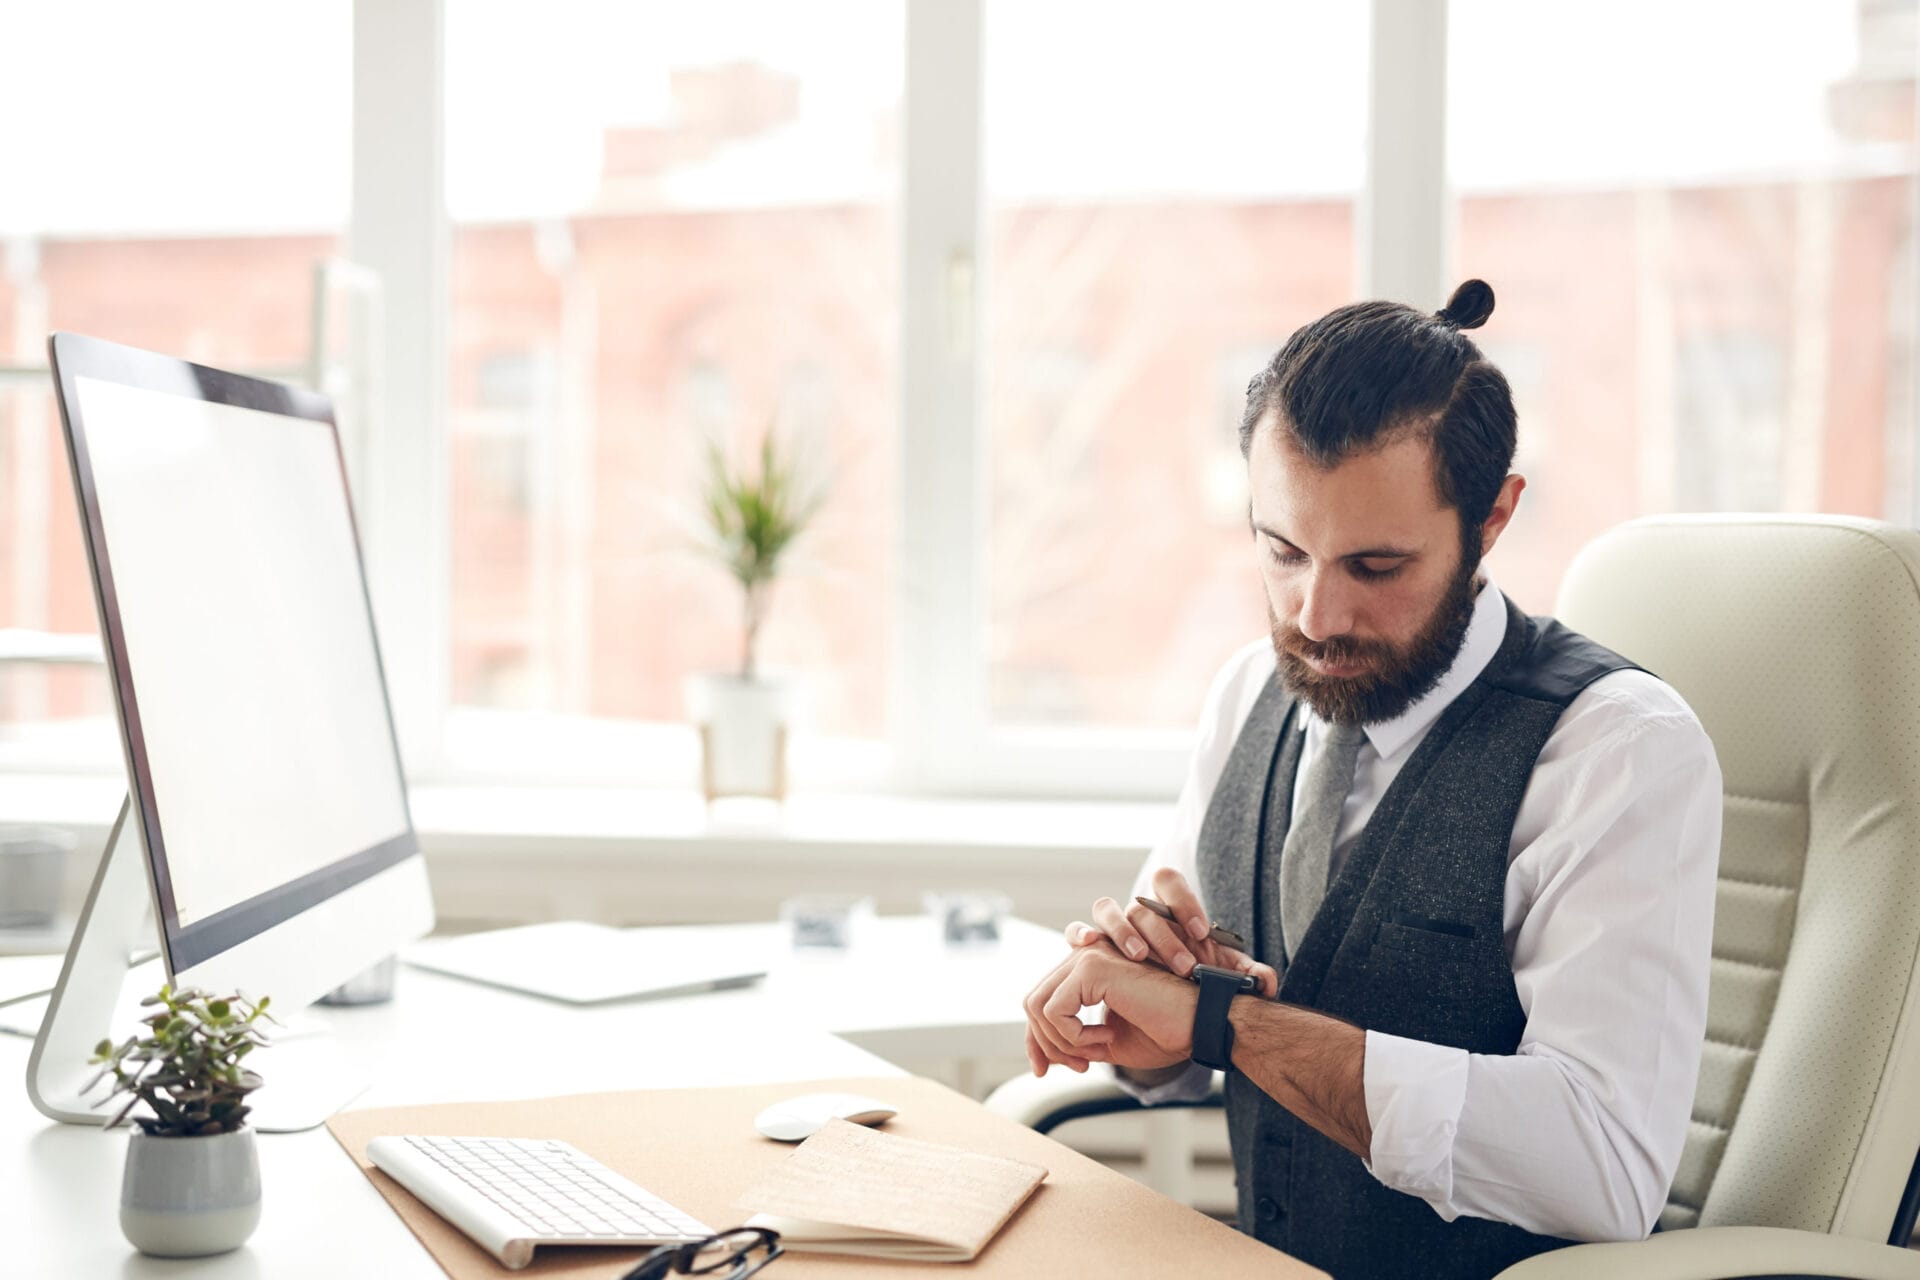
[1196, 599, 1641, 1280]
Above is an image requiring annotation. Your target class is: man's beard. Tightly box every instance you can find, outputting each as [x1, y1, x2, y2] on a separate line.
[1271, 554, 1480, 727]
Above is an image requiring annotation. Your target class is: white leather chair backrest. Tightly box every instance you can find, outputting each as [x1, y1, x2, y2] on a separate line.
[1554, 514, 1920, 1240]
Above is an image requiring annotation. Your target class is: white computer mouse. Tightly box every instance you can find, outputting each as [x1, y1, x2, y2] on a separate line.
[753, 1092, 899, 1142]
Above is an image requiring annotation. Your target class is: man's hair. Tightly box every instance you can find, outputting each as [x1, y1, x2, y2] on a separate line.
[1238, 279, 1518, 550]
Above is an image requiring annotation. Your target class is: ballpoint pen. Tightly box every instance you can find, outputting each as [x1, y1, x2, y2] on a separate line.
[1134, 895, 1247, 954]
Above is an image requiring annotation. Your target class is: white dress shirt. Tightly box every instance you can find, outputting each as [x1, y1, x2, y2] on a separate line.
[1121, 578, 1722, 1242]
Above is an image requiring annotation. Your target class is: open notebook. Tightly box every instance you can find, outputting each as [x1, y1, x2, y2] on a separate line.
[737, 1118, 1047, 1262]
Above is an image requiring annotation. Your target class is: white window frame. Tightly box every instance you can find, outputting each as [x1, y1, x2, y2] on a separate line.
[892, 0, 1449, 797]
[350, 0, 448, 776]
[342, 0, 1455, 798]
[15, 2, 1918, 802]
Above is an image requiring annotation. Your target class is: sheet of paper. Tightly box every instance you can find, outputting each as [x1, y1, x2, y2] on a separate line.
[736, 1118, 1047, 1256]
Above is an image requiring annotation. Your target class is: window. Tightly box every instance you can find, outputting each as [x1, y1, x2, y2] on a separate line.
[980, 1, 1370, 733]
[443, 1, 902, 774]
[0, 1, 349, 765]
[9, 0, 1917, 799]
[1450, 0, 1917, 613]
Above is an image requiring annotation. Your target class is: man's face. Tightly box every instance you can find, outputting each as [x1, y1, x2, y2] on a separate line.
[1248, 419, 1479, 726]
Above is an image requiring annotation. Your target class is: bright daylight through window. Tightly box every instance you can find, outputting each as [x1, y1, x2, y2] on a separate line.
[0, 2, 350, 771]
[0, 0, 1913, 799]
[444, 1, 902, 783]
[1451, 0, 1916, 611]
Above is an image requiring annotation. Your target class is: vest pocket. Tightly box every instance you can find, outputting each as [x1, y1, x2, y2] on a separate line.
[1369, 920, 1482, 998]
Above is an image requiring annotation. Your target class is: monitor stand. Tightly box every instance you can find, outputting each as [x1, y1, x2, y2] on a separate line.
[26, 797, 371, 1133]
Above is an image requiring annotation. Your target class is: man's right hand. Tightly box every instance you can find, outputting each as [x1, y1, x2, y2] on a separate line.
[1067, 866, 1279, 997]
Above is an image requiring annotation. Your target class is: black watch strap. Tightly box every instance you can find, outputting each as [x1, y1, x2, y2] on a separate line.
[1190, 963, 1257, 1072]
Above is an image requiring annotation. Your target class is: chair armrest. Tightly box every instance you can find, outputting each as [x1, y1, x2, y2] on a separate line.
[1494, 1227, 1920, 1280]
[983, 1064, 1224, 1133]
[985, 1065, 1132, 1130]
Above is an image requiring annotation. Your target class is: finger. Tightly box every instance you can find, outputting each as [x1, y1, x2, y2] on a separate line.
[1195, 938, 1279, 998]
[1150, 866, 1212, 943]
[1024, 950, 1077, 1011]
[1235, 956, 1281, 998]
[1025, 1006, 1088, 1071]
[1064, 920, 1104, 949]
[1025, 1027, 1048, 1077]
[1090, 897, 1150, 962]
[1032, 953, 1111, 1067]
[1030, 1021, 1091, 1073]
[1025, 955, 1096, 1067]
[1124, 899, 1197, 976]
[1040, 959, 1104, 1052]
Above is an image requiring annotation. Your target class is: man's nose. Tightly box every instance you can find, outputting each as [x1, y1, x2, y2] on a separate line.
[1296, 567, 1356, 643]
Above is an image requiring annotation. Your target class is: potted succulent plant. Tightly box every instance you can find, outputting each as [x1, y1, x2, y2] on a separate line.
[85, 984, 271, 1257]
[688, 431, 825, 802]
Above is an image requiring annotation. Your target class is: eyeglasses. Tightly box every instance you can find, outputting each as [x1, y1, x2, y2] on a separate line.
[621, 1227, 784, 1280]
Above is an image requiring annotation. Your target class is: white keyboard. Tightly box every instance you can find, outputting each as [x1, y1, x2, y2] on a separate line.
[366, 1135, 713, 1271]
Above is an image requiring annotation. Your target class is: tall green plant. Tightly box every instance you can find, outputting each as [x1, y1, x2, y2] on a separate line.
[83, 985, 271, 1136]
[699, 431, 824, 679]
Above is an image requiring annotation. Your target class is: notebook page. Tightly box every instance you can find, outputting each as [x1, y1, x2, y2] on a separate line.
[736, 1119, 1047, 1256]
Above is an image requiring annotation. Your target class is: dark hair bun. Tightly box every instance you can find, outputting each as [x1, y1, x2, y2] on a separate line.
[1436, 279, 1495, 331]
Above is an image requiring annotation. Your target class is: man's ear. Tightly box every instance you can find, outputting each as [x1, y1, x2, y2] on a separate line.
[1478, 474, 1527, 559]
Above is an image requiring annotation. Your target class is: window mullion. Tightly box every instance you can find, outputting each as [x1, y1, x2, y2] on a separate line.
[897, 0, 986, 790]
[1363, 0, 1449, 307]
[350, 0, 450, 776]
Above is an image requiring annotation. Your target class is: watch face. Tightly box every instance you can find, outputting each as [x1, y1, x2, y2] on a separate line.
[1192, 963, 1258, 992]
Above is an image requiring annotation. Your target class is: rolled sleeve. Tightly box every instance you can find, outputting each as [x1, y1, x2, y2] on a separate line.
[1375, 682, 1721, 1242]
[1363, 1030, 1470, 1209]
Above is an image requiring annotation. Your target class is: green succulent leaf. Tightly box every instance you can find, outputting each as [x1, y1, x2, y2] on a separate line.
[81, 983, 273, 1136]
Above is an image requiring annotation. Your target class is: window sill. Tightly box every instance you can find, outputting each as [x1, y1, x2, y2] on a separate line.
[0, 775, 1164, 930]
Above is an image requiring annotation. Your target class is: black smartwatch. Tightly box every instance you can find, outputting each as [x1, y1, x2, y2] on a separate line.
[1190, 963, 1257, 1072]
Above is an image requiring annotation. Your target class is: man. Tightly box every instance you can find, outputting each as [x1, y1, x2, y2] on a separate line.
[1021, 281, 1721, 1280]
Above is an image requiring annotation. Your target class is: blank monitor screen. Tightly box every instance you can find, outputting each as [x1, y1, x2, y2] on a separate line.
[58, 343, 417, 973]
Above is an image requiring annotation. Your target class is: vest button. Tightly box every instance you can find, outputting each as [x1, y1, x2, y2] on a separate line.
[1256, 1196, 1282, 1223]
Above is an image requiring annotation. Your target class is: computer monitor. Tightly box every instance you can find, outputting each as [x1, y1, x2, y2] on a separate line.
[26, 332, 435, 1131]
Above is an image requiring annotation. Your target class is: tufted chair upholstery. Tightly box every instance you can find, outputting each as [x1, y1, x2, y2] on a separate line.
[1498, 514, 1920, 1277]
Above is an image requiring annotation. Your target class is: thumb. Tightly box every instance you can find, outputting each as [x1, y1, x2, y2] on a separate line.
[1220, 947, 1279, 998]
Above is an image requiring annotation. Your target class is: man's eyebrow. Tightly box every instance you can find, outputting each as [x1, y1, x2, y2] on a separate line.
[1250, 523, 1418, 559]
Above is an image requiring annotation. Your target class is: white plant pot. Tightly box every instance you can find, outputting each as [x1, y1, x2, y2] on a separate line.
[120, 1127, 262, 1258]
[689, 673, 794, 801]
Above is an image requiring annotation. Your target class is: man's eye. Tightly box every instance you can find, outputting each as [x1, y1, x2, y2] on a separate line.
[1267, 543, 1307, 566]
[1352, 560, 1405, 581]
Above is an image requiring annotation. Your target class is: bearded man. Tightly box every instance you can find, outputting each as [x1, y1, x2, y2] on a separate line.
[1021, 280, 1721, 1280]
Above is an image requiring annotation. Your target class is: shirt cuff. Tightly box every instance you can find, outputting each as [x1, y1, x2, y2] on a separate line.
[1363, 1030, 1470, 1210]
[1114, 1060, 1217, 1106]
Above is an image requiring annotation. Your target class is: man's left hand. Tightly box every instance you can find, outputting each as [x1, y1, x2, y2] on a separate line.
[1022, 939, 1200, 1076]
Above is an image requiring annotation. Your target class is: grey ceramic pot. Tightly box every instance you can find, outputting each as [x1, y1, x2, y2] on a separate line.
[120, 1127, 262, 1257]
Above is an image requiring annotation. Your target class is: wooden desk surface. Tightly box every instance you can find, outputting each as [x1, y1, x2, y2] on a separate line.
[329, 1075, 1328, 1279]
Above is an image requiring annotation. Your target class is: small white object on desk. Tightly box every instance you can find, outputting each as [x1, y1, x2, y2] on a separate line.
[753, 1092, 899, 1142]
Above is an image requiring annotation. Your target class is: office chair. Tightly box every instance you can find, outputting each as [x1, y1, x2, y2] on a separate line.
[989, 514, 1920, 1278]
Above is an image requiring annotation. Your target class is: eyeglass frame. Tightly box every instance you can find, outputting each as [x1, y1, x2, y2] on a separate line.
[620, 1227, 784, 1280]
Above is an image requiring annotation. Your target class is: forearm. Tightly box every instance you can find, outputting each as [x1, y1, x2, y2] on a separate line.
[1228, 998, 1372, 1161]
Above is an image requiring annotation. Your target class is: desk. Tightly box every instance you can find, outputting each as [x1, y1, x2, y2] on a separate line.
[726, 915, 1066, 1093]
[3, 916, 1069, 1278]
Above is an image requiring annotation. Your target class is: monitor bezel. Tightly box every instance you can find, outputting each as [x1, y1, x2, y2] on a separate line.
[46, 331, 422, 974]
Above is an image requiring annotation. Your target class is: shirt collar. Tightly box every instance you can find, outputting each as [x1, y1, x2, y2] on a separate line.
[1301, 575, 1509, 762]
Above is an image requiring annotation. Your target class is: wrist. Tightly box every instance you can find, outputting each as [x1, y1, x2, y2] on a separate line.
[1189, 964, 1257, 1072]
